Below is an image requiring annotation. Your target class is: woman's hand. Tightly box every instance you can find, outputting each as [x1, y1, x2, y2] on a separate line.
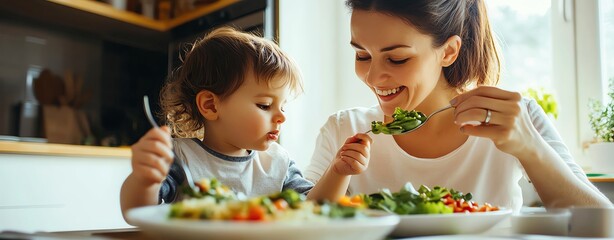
[450, 86, 540, 158]
[332, 133, 372, 176]
[130, 126, 174, 185]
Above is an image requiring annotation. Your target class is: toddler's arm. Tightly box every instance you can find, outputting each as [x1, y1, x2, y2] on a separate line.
[307, 133, 371, 201]
[120, 126, 174, 220]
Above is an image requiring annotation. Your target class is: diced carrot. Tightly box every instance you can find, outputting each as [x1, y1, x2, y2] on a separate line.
[337, 195, 364, 207]
[350, 195, 363, 204]
[274, 199, 288, 211]
[232, 213, 248, 221]
[248, 205, 267, 221]
[338, 196, 352, 206]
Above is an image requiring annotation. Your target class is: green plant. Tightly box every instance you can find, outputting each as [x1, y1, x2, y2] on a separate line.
[589, 78, 614, 142]
[523, 87, 558, 119]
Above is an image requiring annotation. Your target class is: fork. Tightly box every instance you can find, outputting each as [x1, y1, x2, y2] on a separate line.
[143, 95, 200, 194]
[365, 105, 454, 135]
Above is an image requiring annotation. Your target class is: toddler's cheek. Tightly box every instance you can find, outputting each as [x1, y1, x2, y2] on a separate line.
[244, 118, 266, 137]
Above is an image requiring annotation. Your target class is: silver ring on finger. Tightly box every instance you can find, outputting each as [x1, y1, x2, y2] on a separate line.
[483, 109, 492, 125]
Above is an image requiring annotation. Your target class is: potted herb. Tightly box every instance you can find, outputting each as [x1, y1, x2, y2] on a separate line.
[523, 87, 558, 120]
[586, 78, 614, 173]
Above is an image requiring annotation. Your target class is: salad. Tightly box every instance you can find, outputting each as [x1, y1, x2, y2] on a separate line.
[168, 178, 366, 221]
[371, 107, 427, 134]
[360, 183, 500, 215]
[169, 179, 499, 221]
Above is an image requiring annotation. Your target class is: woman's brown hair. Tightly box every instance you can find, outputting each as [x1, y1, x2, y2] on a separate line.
[160, 26, 303, 138]
[346, 0, 501, 89]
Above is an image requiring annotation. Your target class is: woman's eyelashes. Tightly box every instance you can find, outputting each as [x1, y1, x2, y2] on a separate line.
[355, 54, 409, 65]
[388, 58, 409, 64]
[356, 54, 370, 61]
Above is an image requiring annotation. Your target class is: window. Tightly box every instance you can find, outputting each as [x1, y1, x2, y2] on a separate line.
[487, 0, 553, 92]
[489, 0, 612, 165]
[600, 0, 614, 102]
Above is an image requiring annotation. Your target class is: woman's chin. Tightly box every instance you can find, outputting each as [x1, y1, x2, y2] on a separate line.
[378, 102, 402, 116]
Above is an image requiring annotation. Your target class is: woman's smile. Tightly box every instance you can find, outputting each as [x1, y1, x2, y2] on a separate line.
[375, 86, 406, 102]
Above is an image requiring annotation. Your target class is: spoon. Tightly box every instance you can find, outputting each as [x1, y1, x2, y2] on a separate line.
[366, 105, 454, 135]
[143, 95, 200, 195]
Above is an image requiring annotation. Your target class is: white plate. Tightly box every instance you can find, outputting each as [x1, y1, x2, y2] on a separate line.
[391, 209, 512, 237]
[127, 205, 400, 240]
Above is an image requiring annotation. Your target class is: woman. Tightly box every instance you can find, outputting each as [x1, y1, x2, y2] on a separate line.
[305, 0, 611, 211]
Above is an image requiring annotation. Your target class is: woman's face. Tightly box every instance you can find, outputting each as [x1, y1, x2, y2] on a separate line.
[350, 10, 448, 116]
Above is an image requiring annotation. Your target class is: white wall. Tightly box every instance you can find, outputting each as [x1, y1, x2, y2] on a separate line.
[552, 0, 608, 168]
[550, 0, 582, 165]
[278, 0, 377, 169]
[574, 0, 605, 167]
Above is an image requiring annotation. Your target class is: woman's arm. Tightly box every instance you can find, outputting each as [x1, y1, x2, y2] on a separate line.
[452, 86, 611, 208]
[513, 99, 610, 207]
[517, 136, 611, 207]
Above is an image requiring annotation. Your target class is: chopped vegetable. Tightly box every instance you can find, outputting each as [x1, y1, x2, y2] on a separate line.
[371, 107, 427, 134]
[169, 178, 366, 221]
[183, 178, 237, 202]
[361, 183, 499, 215]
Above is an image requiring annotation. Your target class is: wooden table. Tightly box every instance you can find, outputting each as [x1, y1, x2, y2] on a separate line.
[588, 174, 614, 183]
[0, 228, 146, 240]
[2, 222, 610, 239]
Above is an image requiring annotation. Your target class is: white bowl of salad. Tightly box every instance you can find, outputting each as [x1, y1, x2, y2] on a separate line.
[127, 178, 400, 240]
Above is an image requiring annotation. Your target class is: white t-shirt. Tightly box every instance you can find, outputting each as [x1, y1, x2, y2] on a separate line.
[305, 98, 587, 212]
[159, 138, 313, 203]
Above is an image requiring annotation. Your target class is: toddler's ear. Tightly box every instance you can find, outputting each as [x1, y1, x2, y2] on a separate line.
[196, 90, 219, 120]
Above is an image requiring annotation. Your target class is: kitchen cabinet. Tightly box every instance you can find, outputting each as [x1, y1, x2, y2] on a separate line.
[0, 141, 132, 232]
[0, 0, 264, 51]
[0, 0, 271, 143]
[43, 0, 240, 31]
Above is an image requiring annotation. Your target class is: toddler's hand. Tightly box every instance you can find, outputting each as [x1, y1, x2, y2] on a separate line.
[130, 126, 174, 185]
[332, 133, 372, 176]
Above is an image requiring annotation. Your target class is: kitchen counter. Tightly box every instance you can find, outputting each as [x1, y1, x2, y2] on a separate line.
[586, 173, 614, 183]
[0, 141, 130, 158]
[2, 141, 612, 182]
[0, 141, 132, 232]
[590, 177, 614, 183]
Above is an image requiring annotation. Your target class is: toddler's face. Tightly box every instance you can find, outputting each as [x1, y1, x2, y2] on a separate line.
[214, 70, 290, 152]
[350, 10, 448, 116]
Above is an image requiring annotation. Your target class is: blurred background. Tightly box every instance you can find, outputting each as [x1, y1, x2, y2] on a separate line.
[1, 0, 613, 233]
[0, 0, 612, 169]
